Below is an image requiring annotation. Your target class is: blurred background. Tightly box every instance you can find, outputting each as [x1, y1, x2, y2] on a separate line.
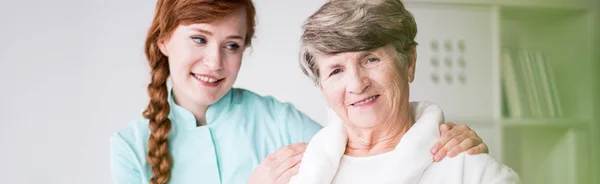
[0, 0, 597, 183]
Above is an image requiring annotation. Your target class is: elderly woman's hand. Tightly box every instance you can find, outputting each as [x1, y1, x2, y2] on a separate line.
[430, 122, 488, 162]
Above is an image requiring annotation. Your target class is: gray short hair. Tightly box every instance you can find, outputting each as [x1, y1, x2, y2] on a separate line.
[299, 0, 418, 84]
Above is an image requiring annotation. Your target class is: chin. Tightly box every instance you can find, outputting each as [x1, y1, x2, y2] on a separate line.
[196, 96, 219, 105]
[183, 88, 218, 104]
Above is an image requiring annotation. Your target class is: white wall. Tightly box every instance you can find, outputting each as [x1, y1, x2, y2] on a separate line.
[0, 0, 328, 183]
[235, 0, 329, 124]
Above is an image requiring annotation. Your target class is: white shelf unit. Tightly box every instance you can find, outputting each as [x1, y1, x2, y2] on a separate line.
[404, 0, 597, 183]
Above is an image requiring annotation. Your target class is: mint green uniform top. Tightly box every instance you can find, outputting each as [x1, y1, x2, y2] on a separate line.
[110, 88, 322, 184]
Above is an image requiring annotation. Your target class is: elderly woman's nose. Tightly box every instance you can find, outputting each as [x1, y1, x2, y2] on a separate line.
[347, 69, 371, 94]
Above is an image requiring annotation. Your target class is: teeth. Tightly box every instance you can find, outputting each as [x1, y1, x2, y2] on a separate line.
[194, 75, 219, 83]
[354, 96, 377, 106]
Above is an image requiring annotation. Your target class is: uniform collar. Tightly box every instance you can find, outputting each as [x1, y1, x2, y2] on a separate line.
[168, 88, 234, 130]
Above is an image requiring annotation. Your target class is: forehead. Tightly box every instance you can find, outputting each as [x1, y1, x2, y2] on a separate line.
[315, 45, 398, 65]
[317, 51, 365, 63]
[178, 7, 248, 36]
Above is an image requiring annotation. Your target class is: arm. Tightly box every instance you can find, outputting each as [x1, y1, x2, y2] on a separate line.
[110, 133, 143, 184]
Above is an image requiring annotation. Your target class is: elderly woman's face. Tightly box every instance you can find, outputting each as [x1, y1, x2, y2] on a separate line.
[317, 44, 416, 128]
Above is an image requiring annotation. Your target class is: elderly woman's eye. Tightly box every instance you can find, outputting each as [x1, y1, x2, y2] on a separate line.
[330, 69, 342, 76]
[367, 57, 379, 63]
[191, 36, 207, 44]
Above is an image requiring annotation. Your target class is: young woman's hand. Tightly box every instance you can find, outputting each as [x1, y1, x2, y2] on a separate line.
[247, 143, 307, 184]
[431, 122, 489, 162]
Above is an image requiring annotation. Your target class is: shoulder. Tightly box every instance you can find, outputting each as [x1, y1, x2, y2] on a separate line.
[230, 88, 306, 119]
[230, 88, 322, 141]
[230, 88, 290, 110]
[425, 153, 520, 184]
[461, 153, 520, 183]
[110, 117, 150, 155]
[112, 117, 150, 141]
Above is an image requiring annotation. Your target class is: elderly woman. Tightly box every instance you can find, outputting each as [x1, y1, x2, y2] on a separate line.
[289, 0, 520, 183]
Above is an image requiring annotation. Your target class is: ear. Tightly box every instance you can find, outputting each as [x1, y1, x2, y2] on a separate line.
[407, 46, 417, 83]
[157, 38, 170, 56]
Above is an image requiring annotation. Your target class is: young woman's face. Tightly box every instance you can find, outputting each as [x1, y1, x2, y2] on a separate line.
[159, 7, 247, 106]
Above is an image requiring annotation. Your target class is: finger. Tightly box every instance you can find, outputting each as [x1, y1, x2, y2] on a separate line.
[274, 152, 304, 177]
[275, 161, 301, 184]
[433, 147, 446, 162]
[437, 126, 466, 148]
[467, 142, 489, 155]
[444, 125, 476, 142]
[277, 143, 307, 155]
[430, 141, 442, 154]
[441, 122, 457, 134]
[434, 132, 468, 162]
[439, 123, 452, 136]
[432, 129, 462, 160]
[441, 122, 456, 132]
[263, 143, 306, 173]
[272, 143, 307, 165]
[447, 137, 481, 157]
[433, 122, 459, 154]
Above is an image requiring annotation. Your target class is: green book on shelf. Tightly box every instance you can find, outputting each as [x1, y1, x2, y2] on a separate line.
[527, 50, 548, 117]
[502, 50, 521, 117]
[502, 49, 530, 118]
[502, 49, 563, 119]
[518, 50, 540, 117]
[533, 52, 563, 117]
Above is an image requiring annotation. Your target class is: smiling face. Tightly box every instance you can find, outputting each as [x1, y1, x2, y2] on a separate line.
[317, 44, 416, 129]
[158, 7, 248, 107]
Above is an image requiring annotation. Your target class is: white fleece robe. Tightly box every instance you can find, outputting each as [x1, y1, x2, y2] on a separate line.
[289, 102, 520, 184]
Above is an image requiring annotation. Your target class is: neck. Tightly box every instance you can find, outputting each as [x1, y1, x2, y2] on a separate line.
[185, 103, 208, 126]
[344, 107, 414, 157]
[172, 88, 209, 126]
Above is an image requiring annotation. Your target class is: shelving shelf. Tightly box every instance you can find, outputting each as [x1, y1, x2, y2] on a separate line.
[404, 0, 597, 183]
[501, 118, 591, 129]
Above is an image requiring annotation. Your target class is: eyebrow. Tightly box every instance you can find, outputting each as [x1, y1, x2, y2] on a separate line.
[324, 63, 344, 71]
[191, 28, 245, 41]
[323, 52, 371, 71]
[226, 35, 245, 41]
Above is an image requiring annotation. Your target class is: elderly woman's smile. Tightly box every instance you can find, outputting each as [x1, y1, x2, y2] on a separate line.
[349, 95, 379, 107]
[315, 44, 414, 129]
